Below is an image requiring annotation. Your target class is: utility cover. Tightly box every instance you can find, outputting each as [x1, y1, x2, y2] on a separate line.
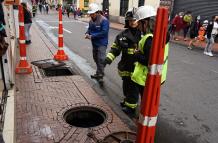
[31, 59, 66, 69]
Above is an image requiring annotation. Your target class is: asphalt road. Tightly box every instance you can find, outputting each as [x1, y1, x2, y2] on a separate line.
[35, 12, 218, 143]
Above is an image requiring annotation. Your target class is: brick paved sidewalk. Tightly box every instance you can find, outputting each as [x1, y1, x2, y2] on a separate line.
[14, 23, 131, 143]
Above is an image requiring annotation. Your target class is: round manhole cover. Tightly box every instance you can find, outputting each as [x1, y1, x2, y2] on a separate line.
[103, 131, 136, 143]
[63, 106, 107, 128]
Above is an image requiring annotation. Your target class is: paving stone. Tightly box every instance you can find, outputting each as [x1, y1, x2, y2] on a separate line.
[15, 22, 132, 143]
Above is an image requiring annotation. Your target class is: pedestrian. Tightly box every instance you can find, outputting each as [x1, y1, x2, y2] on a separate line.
[171, 12, 184, 41]
[198, 20, 208, 41]
[85, 3, 109, 84]
[182, 11, 192, 41]
[32, 3, 37, 17]
[38, 2, 42, 13]
[73, 8, 77, 19]
[0, 0, 8, 57]
[131, 5, 170, 108]
[21, 2, 32, 44]
[66, 4, 71, 18]
[104, 8, 141, 116]
[45, 2, 49, 14]
[204, 16, 218, 57]
[188, 15, 201, 49]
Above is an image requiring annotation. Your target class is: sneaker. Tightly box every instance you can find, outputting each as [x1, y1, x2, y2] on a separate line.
[203, 51, 208, 55]
[187, 46, 192, 50]
[207, 52, 213, 57]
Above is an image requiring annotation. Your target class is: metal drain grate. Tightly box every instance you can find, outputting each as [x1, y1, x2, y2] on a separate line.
[63, 106, 107, 128]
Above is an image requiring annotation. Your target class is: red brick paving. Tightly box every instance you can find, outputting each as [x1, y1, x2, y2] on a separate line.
[15, 23, 131, 143]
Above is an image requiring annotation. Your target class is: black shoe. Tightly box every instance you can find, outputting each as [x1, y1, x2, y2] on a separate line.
[90, 74, 103, 79]
[98, 78, 104, 87]
[122, 107, 136, 118]
[25, 40, 31, 45]
[120, 101, 125, 107]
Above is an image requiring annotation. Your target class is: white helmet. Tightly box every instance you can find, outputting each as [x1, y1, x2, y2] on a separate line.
[87, 3, 100, 14]
[135, 5, 156, 21]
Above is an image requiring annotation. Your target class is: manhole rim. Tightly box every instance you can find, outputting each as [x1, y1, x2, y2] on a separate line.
[63, 106, 108, 128]
[57, 103, 113, 130]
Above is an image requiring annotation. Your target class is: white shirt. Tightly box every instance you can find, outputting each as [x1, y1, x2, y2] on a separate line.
[212, 22, 218, 35]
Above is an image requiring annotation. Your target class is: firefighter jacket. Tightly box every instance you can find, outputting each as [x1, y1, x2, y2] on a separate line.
[106, 28, 141, 77]
[131, 33, 169, 86]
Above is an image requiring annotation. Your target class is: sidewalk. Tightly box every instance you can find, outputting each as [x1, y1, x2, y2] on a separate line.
[80, 17, 218, 53]
[10, 22, 132, 143]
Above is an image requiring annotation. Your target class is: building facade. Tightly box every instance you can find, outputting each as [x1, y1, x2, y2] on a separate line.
[172, 0, 218, 20]
[78, 0, 174, 23]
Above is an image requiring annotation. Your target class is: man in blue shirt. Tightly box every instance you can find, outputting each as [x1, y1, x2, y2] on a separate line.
[85, 3, 109, 84]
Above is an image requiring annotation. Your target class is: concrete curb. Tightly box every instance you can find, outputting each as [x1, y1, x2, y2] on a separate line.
[3, 87, 15, 143]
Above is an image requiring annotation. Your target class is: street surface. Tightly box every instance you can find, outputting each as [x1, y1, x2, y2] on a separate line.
[34, 12, 218, 143]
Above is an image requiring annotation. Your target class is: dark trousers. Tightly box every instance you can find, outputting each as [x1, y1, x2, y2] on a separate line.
[92, 46, 107, 75]
[183, 26, 190, 38]
[122, 76, 139, 104]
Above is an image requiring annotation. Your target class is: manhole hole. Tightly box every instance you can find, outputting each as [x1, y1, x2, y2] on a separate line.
[31, 59, 66, 69]
[63, 106, 107, 128]
[41, 66, 75, 77]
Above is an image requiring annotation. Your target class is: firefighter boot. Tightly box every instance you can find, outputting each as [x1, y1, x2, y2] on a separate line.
[122, 107, 136, 119]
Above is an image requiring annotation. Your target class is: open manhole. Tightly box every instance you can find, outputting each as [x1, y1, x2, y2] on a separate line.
[63, 106, 107, 128]
[41, 66, 75, 77]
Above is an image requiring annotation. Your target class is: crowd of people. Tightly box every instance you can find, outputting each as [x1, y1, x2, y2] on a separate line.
[170, 11, 218, 57]
[63, 4, 82, 19]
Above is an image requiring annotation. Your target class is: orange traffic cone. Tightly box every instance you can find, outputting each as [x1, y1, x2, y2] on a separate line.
[54, 8, 68, 61]
[15, 5, 32, 74]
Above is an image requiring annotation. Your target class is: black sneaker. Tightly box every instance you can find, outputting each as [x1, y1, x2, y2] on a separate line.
[90, 74, 103, 79]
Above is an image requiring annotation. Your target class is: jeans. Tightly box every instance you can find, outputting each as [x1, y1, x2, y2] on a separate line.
[24, 23, 32, 41]
[92, 45, 107, 75]
[205, 35, 215, 53]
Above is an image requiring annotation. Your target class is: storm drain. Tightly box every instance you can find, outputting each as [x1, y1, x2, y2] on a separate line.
[41, 66, 75, 77]
[63, 106, 107, 128]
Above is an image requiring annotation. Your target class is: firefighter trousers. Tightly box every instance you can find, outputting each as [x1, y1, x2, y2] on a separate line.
[122, 76, 139, 104]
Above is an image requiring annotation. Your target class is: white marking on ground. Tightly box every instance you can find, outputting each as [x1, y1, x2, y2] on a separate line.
[48, 26, 72, 33]
[211, 70, 218, 74]
[36, 19, 95, 76]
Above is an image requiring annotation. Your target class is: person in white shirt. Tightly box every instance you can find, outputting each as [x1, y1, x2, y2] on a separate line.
[204, 16, 218, 57]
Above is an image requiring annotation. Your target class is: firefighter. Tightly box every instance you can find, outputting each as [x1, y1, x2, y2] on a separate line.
[104, 8, 141, 116]
[131, 5, 169, 97]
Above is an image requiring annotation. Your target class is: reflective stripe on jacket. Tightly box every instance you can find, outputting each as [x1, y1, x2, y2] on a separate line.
[131, 34, 169, 86]
[106, 28, 141, 77]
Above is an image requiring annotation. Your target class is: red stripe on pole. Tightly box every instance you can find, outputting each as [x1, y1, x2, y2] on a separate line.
[54, 8, 68, 61]
[15, 5, 32, 74]
[136, 7, 168, 143]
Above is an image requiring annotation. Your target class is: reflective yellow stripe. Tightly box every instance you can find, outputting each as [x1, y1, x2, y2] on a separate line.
[107, 53, 115, 61]
[124, 101, 137, 109]
[127, 48, 134, 54]
[118, 70, 132, 77]
[111, 43, 118, 49]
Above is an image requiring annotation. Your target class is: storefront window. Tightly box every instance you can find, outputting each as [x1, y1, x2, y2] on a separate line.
[120, 0, 129, 16]
[138, 0, 144, 7]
